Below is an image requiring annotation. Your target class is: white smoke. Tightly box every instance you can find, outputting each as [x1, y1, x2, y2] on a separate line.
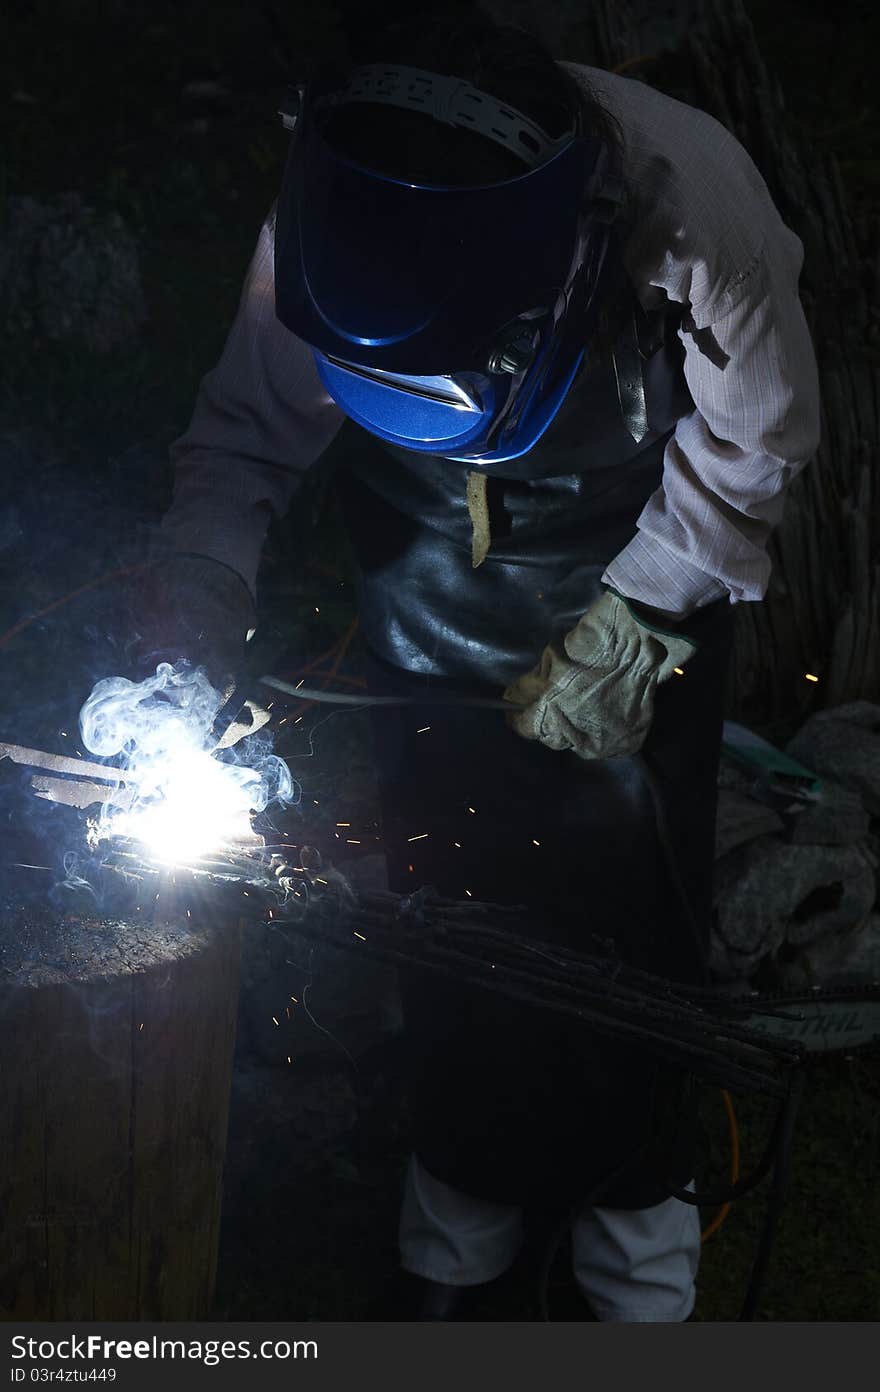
[79, 661, 295, 866]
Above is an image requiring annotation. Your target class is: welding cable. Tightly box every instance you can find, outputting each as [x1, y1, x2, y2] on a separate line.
[0, 563, 151, 652]
[700, 1090, 740, 1244]
[536, 1074, 801, 1322]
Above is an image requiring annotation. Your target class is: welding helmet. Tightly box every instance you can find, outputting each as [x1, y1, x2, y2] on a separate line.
[274, 63, 624, 464]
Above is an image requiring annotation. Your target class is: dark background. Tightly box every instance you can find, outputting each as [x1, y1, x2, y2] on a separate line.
[0, 0, 878, 1321]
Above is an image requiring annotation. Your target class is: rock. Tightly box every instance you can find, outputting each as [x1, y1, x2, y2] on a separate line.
[793, 912, 880, 987]
[707, 932, 767, 983]
[770, 913, 880, 993]
[785, 702, 880, 815]
[783, 777, 871, 847]
[713, 838, 876, 959]
[0, 193, 147, 353]
[714, 788, 785, 859]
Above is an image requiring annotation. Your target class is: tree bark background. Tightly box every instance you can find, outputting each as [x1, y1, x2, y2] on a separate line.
[485, 0, 879, 737]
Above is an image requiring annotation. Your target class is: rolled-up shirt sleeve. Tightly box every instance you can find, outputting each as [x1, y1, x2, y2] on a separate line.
[160, 208, 346, 596]
[587, 68, 823, 624]
[602, 234, 821, 619]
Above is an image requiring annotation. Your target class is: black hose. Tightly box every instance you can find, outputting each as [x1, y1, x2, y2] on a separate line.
[737, 1067, 806, 1321]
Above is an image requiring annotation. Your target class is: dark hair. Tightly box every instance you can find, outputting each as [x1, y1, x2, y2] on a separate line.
[323, 3, 632, 353]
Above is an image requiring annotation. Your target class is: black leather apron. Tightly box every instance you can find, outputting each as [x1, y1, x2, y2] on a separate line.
[333, 294, 735, 1208]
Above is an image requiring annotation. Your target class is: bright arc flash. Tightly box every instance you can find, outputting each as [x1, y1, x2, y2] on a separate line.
[79, 663, 294, 868]
[114, 747, 261, 864]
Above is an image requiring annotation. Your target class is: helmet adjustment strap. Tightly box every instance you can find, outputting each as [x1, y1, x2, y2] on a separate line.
[310, 64, 575, 170]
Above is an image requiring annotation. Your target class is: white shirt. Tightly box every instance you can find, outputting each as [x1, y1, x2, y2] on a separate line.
[161, 63, 821, 622]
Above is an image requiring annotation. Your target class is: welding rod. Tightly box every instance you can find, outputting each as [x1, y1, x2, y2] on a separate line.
[258, 674, 512, 709]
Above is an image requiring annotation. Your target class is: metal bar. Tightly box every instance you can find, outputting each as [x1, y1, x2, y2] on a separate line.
[28, 774, 134, 811]
[0, 742, 122, 786]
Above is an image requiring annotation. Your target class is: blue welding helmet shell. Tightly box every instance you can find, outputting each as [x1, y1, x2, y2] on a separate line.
[273, 69, 617, 463]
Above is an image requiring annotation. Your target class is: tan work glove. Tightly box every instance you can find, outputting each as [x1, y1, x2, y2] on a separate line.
[502, 588, 698, 760]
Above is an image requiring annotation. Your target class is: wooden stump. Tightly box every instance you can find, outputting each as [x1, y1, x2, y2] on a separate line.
[0, 897, 243, 1320]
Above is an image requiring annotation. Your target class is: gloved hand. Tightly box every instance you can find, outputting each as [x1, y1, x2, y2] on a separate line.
[128, 553, 257, 702]
[502, 588, 698, 760]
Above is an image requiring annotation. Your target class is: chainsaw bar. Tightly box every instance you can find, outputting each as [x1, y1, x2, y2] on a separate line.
[733, 985, 880, 1054]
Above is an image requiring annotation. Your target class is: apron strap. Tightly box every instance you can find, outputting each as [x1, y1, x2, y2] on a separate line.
[466, 470, 491, 568]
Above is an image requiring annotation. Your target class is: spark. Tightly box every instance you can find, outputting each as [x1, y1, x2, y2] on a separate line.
[337, 822, 351, 827]
[294, 715, 303, 723]
[533, 839, 540, 847]
[805, 672, 819, 683]
[453, 842, 461, 849]
[314, 607, 320, 614]
[272, 1016, 280, 1027]
[287, 1056, 292, 1064]
[13, 863, 51, 871]
[465, 889, 472, 897]
[139, 1022, 144, 1031]
[467, 807, 476, 814]
[242, 890, 249, 897]
[346, 838, 361, 844]
[408, 863, 414, 873]
[673, 668, 684, 676]
[290, 996, 298, 1003]
[315, 877, 328, 885]
[61, 730, 68, 737]
[353, 931, 366, 941]
[408, 833, 428, 842]
[417, 726, 431, 733]
[186, 909, 191, 918]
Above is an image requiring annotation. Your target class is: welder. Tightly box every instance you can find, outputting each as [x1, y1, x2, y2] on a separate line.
[143, 6, 820, 1320]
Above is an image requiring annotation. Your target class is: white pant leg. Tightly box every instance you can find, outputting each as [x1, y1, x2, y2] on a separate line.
[398, 1154, 524, 1286]
[571, 1180, 701, 1321]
